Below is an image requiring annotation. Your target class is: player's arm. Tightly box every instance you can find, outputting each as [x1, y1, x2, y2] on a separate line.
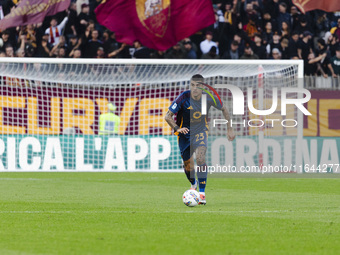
[221, 105, 235, 141]
[165, 110, 189, 134]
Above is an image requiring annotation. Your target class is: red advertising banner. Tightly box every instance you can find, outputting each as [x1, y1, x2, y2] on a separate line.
[304, 90, 340, 137]
[0, 85, 181, 135]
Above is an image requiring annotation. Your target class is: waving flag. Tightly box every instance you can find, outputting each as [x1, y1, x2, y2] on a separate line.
[292, 0, 340, 14]
[95, 0, 215, 50]
[0, 0, 70, 30]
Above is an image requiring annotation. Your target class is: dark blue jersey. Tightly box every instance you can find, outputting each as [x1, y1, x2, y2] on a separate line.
[169, 90, 223, 135]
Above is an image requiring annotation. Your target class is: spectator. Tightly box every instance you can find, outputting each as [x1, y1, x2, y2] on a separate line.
[50, 36, 68, 57]
[165, 43, 186, 59]
[224, 1, 236, 25]
[108, 43, 127, 58]
[5, 45, 14, 57]
[68, 35, 81, 57]
[200, 31, 219, 55]
[324, 31, 333, 47]
[330, 45, 340, 76]
[85, 29, 103, 58]
[289, 5, 300, 31]
[45, 16, 68, 46]
[272, 48, 282, 59]
[277, 2, 290, 31]
[132, 40, 151, 58]
[82, 22, 95, 45]
[334, 18, 340, 41]
[206, 12, 223, 42]
[96, 47, 106, 58]
[263, 21, 274, 46]
[262, 12, 278, 34]
[242, 2, 257, 25]
[102, 30, 118, 55]
[36, 33, 53, 57]
[201, 46, 219, 59]
[309, 38, 336, 78]
[183, 40, 197, 59]
[16, 48, 25, 58]
[213, 4, 224, 23]
[253, 33, 267, 59]
[297, 31, 313, 64]
[329, 35, 339, 57]
[250, 0, 263, 16]
[17, 32, 30, 57]
[73, 48, 82, 58]
[263, 1, 279, 21]
[65, 2, 79, 39]
[222, 40, 240, 59]
[289, 31, 300, 59]
[25, 43, 35, 57]
[0, 30, 14, 52]
[150, 50, 166, 59]
[240, 45, 259, 59]
[315, 12, 331, 39]
[56, 47, 66, 58]
[296, 15, 313, 37]
[18, 25, 37, 50]
[280, 21, 290, 38]
[26, 25, 37, 47]
[304, 53, 317, 76]
[267, 31, 281, 58]
[280, 38, 290, 59]
[244, 14, 259, 40]
[232, 33, 245, 56]
[78, 4, 91, 36]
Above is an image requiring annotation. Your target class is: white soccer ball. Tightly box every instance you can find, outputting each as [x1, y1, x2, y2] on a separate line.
[182, 189, 200, 207]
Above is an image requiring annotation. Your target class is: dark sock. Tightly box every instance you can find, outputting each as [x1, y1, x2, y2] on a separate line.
[197, 164, 207, 192]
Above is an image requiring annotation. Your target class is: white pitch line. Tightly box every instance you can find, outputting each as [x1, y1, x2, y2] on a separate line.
[0, 178, 52, 181]
[0, 210, 293, 214]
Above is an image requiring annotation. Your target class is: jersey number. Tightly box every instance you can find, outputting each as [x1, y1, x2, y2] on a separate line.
[195, 133, 204, 142]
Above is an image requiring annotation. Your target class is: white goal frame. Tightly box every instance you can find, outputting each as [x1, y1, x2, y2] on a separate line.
[0, 58, 304, 172]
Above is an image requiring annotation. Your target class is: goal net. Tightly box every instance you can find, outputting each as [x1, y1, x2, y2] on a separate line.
[0, 58, 303, 172]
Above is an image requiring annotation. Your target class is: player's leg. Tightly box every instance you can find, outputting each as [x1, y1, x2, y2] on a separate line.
[183, 156, 197, 190]
[196, 146, 207, 204]
[178, 135, 197, 189]
[192, 131, 208, 204]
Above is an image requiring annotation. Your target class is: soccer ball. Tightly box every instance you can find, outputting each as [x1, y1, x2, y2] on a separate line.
[182, 189, 200, 207]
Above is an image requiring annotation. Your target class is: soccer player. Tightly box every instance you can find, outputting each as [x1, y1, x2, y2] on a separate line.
[165, 74, 235, 205]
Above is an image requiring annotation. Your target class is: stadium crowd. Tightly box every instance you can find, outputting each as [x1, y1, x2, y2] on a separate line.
[0, 0, 340, 78]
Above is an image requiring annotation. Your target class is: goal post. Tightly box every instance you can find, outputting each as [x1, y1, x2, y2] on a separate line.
[0, 58, 304, 171]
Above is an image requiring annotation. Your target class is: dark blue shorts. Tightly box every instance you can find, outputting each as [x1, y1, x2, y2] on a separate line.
[178, 131, 208, 161]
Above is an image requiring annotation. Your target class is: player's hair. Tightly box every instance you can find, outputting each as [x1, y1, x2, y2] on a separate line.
[191, 74, 204, 82]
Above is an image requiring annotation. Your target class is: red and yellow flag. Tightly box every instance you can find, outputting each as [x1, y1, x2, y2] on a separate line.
[293, 0, 340, 14]
[95, 0, 215, 50]
[0, 0, 70, 30]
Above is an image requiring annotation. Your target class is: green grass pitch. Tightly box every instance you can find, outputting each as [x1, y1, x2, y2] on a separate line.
[0, 173, 339, 255]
